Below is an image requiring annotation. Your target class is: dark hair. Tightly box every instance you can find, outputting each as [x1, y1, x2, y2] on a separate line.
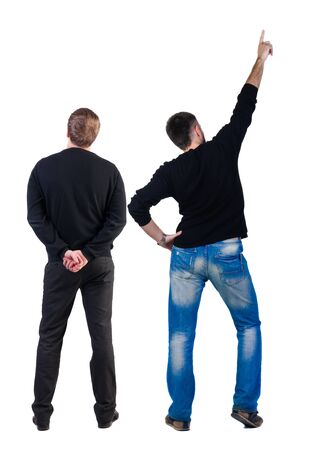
[166, 112, 197, 150]
[67, 108, 100, 148]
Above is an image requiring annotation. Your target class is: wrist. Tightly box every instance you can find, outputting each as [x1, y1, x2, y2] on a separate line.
[256, 55, 265, 64]
[157, 233, 167, 246]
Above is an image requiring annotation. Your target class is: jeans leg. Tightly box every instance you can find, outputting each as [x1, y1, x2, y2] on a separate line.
[210, 243, 261, 412]
[32, 262, 79, 422]
[167, 248, 205, 421]
[81, 257, 116, 423]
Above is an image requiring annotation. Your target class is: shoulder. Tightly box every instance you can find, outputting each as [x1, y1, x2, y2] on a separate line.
[91, 152, 118, 172]
[32, 151, 61, 173]
[154, 158, 178, 179]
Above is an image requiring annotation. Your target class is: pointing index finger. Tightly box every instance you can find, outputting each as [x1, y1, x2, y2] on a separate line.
[260, 30, 265, 43]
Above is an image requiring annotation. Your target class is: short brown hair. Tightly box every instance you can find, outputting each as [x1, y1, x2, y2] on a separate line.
[166, 112, 197, 150]
[67, 108, 100, 148]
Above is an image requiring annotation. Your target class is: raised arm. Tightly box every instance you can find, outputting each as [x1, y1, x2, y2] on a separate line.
[246, 30, 273, 88]
[213, 30, 273, 155]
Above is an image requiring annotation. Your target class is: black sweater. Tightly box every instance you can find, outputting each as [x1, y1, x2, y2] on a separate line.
[128, 83, 258, 248]
[27, 148, 126, 261]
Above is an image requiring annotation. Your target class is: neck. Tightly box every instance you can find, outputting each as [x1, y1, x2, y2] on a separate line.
[67, 139, 90, 151]
[184, 141, 200, 152]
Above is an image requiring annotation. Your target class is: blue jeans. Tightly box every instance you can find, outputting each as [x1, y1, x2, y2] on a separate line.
[167, 238, 261, 421]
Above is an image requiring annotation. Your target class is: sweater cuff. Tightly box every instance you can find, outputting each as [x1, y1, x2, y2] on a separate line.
[82, 248, 93, 261]
[243, 83, 258, 98]
[58, 246, 69, 260]
[132, 214, 152, 227]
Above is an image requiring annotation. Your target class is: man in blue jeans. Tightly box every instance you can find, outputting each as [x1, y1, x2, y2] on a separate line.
[128, 32, 273, 430]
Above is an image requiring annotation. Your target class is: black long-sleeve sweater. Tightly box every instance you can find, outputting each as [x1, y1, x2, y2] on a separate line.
[128, 83, 258, 247]
[27, 147, 126, 261]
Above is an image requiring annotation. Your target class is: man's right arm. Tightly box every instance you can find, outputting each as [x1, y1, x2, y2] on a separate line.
[213, 30, 273, 156]
[65, 172, 126, 272]
[81, 171, 126, 260]
[246, 30, 273, 88]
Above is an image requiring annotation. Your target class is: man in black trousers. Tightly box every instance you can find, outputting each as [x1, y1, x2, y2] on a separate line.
[27, 108, 126, 430]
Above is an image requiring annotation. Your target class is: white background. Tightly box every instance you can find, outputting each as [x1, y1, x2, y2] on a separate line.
[0, 0, 316, 448]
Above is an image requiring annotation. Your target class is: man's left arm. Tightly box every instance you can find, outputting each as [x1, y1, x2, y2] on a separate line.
[27, 166, 69, 259]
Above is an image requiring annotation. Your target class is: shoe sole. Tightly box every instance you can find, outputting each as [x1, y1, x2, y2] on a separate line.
[165, 417, 190, 431]
[98, 412, 119, 429]
[32, 416, 49, 431]
[231, 412, 263, 428]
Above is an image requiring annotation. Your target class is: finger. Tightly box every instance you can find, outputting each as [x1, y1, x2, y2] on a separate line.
[169, 230, 183, 239]
[166, 234, 178, 242]
[70, 262, 82, 272]
[71, 261, 81, 269]
[78, 250, 85, 260]
[67, 260, 75, 270]
[259, 30, 265, 44]
[70, 251, 81, 264]
[73, 254, 80, 264]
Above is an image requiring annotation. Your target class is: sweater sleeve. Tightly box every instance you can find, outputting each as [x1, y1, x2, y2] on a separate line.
[82, 171, 126, 259]
[213, 83, 258, 156]
[27, 164, 69, 259]
[128, 166, 171, 226]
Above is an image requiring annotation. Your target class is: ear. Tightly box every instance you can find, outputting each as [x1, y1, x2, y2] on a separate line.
[194, 124, 202, 138]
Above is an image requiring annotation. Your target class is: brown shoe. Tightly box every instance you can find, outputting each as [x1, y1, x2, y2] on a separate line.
[231, 410, 263, 428]
[165, 415, 190, 431]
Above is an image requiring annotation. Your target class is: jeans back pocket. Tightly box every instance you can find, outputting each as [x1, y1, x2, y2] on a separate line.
[214, 240, 244, 285]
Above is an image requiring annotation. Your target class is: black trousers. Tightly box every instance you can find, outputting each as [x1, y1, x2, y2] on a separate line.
[32, 256, 116, 424]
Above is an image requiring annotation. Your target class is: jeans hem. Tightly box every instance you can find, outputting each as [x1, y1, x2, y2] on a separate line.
[232, 406, 258, 413]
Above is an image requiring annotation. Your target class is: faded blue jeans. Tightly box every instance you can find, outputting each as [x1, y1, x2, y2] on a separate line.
[167, 238, 261, 421]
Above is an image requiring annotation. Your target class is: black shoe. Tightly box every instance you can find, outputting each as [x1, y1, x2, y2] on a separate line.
[231, 410, 263, 428]
[32, 416, 50, 431]
[165, 415, 190, 431]
[98, 410, 119, 429]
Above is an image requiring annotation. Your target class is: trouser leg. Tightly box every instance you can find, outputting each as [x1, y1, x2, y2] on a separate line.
[167, 249, 205, 421]
[81, 257, 116, 423]
[210, 245, 261, 412]
[32, 262, 79, 422]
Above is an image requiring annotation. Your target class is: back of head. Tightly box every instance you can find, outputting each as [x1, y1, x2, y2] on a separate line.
[166, 112, 197, 150]
[67, 108, 100, 148]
